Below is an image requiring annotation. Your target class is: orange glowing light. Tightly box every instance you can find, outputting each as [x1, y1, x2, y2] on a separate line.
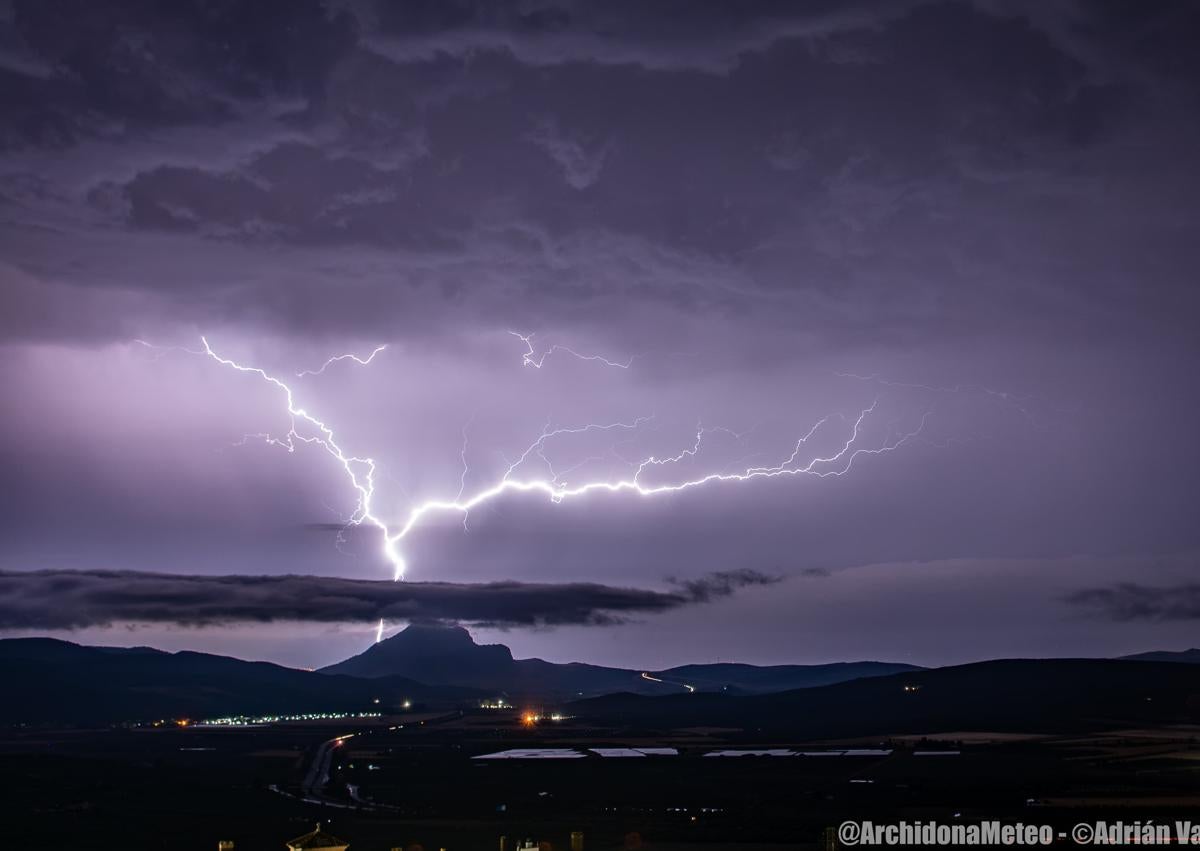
[522, 712, 537, 726]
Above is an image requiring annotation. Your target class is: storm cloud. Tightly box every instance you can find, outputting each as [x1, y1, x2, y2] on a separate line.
[0, 568, 780, 630]
[3, 0, 1198, 351]
[666, 569, 781, 603]
[1064, 583, 1200, 622]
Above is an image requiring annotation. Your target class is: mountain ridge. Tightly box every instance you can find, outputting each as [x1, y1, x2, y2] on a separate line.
[1120, 647, 1200, 664]
[567, 657, 1200, 736]
[318, 622, 923, 697]
[3, 632, 1200, 726]
[0, 635, 479, 724]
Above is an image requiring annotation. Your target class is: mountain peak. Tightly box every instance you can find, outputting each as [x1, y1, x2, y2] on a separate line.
[319, 622, 515, 682]
[382, 622, 478, 653]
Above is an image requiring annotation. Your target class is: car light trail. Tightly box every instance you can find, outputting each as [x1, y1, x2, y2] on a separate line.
[642, 671, 695, 693]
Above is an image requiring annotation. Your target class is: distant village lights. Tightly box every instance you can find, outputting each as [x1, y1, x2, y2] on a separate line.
[158, 711, 384, 728]
[521, 711, 568, 725]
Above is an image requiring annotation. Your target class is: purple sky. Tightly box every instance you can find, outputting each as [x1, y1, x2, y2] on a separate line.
[1, 0, 1198, 669]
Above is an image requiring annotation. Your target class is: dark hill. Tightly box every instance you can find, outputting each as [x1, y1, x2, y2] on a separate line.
[569, 658, 1200, 737]
[320, 623, 921, 698]
[321, 623, 519, 684]
[658, 661, 920, 692]
[0, 637, 476, 724]
[1121, 648, 1200, 664]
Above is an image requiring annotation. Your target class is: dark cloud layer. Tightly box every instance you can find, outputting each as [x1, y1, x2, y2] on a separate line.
[3, 0, 1199, 351]
[0, 568, 780, 630]
[666, 569, 781, 603]
[1064, 583, 1200, 622]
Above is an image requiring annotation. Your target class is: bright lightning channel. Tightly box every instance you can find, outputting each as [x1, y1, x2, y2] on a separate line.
[298, 345, 388, 377]
[198, 337, 405, 578]
[385, 402, 926, 553]
[194, 338, 927, 605]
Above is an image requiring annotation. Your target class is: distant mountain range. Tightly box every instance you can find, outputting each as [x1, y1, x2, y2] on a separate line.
[570, 658, 1200, 736]
[1120, 648, 1200, 664]
[3, 627, 1199, 728]
[0, 636, 477, 724]
[318, 623, 921, 697]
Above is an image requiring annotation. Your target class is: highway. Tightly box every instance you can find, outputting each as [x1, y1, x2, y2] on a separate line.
[641, 671, 695, 693]
[301, 733, 354, 804]
[290, 711, 463, 810]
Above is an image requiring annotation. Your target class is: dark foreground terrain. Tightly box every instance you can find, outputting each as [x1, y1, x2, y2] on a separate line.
[4, 633, 1199, 849]
[3, 704, 1199, 850]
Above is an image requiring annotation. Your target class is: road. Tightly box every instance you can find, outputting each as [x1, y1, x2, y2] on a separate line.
[641, 671, 695, 693]
[300, 733, 355, 804]
[289, 711, 464, 810]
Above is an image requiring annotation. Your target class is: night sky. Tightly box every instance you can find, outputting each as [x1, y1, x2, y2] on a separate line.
[1, 0, 1198, 669]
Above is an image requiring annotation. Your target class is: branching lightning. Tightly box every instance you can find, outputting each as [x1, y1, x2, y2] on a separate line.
[834, 371, 1040, 427]
[297, 345, 388, 378]
[509, 330, 633, 369]
[196, 337, 405, 580]
[133, 339, 204, 358]
[170, 338, 930, 619]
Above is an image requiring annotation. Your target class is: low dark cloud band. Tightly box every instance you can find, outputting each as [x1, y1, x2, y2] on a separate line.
[0, 569, 780, 630]
[1064, 583, 1200, 622]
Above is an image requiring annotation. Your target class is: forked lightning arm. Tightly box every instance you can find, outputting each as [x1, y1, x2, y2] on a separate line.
[297, 345, 388, 377]
[195, 337, 927, 587]
[509, 330, 633, 369]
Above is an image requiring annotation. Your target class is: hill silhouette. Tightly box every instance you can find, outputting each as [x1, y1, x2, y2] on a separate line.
[0, 637, 476, 724]
[318, 623, 920, 698]
[569, 658, 1200, 736]
[1121, 647, 1200, 664]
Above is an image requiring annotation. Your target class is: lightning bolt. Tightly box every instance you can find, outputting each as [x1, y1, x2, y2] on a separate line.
[197, 337, 408, 579]
[381, 402, 926, 570]
[509, 330, 633, 369]
[186, 337, 929, 586]
[455, 418, 474, 531]
[297, 345, 388, 377]
[834, 371, 1041, 428]
[133, 339, 205, 358]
